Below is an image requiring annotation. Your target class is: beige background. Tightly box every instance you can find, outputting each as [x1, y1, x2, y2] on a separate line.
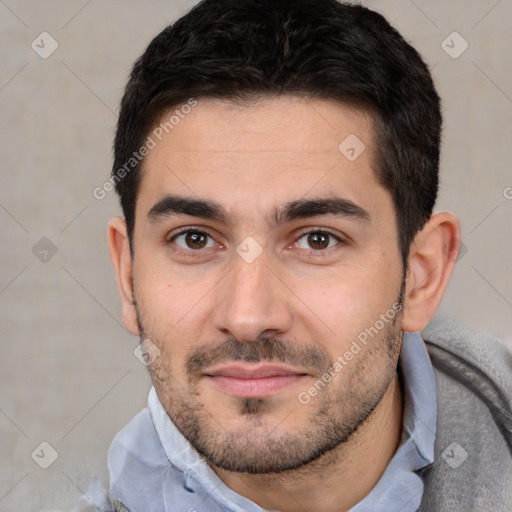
[1, 0, 511, 510]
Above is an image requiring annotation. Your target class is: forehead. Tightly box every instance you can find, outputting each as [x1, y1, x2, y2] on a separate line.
[135, 96, 390, 224]
[147, 96, 375, 154]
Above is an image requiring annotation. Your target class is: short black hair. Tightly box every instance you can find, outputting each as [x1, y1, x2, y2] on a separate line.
[113, 0, 441, 263]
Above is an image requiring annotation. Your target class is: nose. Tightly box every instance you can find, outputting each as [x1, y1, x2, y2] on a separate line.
[212, 249, 293, 343]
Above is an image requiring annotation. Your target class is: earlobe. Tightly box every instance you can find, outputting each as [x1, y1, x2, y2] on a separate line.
[107, 217, 140, 336]
[401, 212, 461, 333]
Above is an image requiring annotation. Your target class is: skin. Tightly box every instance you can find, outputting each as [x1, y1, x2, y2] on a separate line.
[108, 96, 460, 512]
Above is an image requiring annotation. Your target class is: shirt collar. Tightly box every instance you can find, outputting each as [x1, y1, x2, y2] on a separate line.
[399, 330, 437, 464]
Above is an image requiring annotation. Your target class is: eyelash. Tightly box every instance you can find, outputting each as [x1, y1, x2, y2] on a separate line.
[294, 229, 344, 255]
[167, 227, 217, 258]
[167, 227, 345, 259]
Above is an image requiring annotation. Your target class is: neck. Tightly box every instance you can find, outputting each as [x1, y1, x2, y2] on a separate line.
[212, 373, 403, 512]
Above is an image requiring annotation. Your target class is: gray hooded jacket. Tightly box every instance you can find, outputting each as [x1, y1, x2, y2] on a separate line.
[418, 322, 512, 511]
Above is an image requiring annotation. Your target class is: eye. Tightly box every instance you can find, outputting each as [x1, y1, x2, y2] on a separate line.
[296, 230, 342, 251]
[172, 229, 216, 251]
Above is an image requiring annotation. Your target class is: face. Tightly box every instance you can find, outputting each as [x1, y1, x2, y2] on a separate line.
[129, 96, 405, 473]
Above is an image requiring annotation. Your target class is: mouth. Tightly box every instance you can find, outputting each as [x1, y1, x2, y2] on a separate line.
[203, 362, 309, 398]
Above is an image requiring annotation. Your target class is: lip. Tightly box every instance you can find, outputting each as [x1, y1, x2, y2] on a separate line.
[204, 363, 309, 398]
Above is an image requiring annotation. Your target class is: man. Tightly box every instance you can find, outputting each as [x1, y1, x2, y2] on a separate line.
[92, 0, 512, 510]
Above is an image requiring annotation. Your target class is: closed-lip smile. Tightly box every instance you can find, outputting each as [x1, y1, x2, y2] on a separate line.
[203, 362, 309, 398]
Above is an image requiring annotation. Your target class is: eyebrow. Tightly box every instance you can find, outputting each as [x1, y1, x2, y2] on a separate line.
[148, 196, 226, 223]
[274, 197, 371, 224]
[147, 195, 371, 226]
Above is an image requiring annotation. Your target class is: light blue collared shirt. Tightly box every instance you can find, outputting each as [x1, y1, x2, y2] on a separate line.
[104, 332, 437, 511]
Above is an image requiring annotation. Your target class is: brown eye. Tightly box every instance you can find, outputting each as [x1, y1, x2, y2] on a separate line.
[296, 231, 341, 251]
[174, 230, 214, 250]
[307, 232, 330, 250]
[185, 232, 208, 249]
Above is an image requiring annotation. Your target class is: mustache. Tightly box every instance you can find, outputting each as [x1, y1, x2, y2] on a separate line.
[186, 337, 330, 378]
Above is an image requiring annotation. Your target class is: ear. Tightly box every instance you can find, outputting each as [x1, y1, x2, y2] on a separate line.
[107, 217, 140, 335]
[401, 212, 461, 333]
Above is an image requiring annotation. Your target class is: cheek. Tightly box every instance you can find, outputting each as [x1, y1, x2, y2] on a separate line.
[134, 256, 206, 324]
[300, 266, 400, 348]
[133, 260, 215, 365]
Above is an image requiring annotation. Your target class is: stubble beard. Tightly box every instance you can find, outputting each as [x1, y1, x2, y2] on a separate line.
[136, 300, 403, 475]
